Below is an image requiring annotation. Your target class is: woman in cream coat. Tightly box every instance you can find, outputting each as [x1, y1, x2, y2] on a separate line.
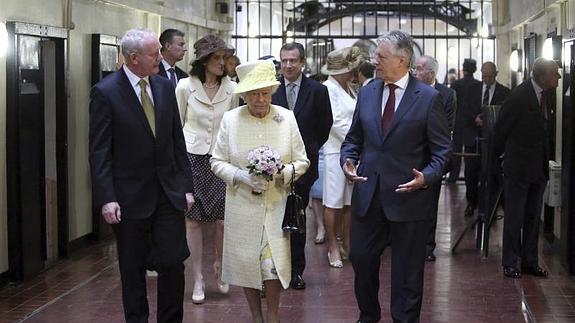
[175, 35, 238, 304]
[321, 46, 364, 268]
[211, 60, 309, 323]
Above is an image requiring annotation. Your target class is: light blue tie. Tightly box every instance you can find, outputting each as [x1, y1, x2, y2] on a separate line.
[286, 83, 297, 110]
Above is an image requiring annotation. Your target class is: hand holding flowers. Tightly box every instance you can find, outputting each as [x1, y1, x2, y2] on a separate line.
[246, 145, 285, 194]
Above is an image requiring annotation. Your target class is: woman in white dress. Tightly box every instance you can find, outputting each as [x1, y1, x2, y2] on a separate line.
[210, 60, 309, 323]
[321, 47, 365, 268]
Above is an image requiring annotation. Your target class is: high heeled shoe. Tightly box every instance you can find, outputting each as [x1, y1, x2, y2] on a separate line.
[328, 252, 343, 268]
[192, 279, 205, 304]
[213, 263, 229, 294]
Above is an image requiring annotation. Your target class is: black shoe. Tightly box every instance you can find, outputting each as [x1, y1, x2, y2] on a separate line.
[521, 265, 548, 277]
[503, 266, 521, 278]
[290, 274, 306, 289]
[464, 205, 475, 217]
[425, 252, 436, 262]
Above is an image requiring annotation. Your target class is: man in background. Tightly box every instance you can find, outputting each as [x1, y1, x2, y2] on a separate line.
[225, 54, 240, 82]
[357, 61, 376, 87]
[494, 58, 560, 279]
[272, 42, 333, 290]
[158, 28, 188, 87]
[413, 55, 457, 262]
[448, 58, 481, 185]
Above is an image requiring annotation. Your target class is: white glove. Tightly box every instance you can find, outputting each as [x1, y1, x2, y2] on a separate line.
[234, 170, 269, 193]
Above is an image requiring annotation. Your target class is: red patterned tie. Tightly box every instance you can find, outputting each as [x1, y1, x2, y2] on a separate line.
[382, 83, 398, 134]
[482, 87, 490, 106]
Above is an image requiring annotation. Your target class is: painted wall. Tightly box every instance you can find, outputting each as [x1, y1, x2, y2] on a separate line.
[0, 0, 232, 276]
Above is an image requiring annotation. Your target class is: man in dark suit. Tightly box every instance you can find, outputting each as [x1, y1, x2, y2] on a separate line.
[413, 55, 457, 261]
[341, 31, 451, 323]
[89, 28, 194, 323]
[448, 58, 481, 184]
[158, 29, 188, 87]
[494, 58, 560, 279]
[462, 62, 510, 217]
[272, 42, 332, 290]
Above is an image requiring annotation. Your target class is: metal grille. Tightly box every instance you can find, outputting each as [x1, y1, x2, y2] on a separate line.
[232, 0, 495, 82]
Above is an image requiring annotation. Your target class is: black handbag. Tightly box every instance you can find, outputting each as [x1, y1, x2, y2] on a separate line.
[282, 164, 306, 233]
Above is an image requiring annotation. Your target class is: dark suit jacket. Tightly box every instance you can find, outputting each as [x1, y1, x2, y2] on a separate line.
[158, 63, 188, 84]
[272, 75, 333, 187]
[434, 82, 457, 131]
[340, 76, 452, 221]
[89, 67, 193, 219]
[451, 75, 481, 143]
[461, 81, 511, 146]
[493, 79, 549, 183]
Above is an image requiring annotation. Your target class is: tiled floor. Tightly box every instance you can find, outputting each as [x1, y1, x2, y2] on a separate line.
[1, 182, 575, 322]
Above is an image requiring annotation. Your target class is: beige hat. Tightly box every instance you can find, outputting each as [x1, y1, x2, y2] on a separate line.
[193, 34, 235, 61]
[233, 60, 281, 94]
[321, 46, 365, 75]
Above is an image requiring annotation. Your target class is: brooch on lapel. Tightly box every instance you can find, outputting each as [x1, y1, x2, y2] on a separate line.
[273, 113, 284, 123]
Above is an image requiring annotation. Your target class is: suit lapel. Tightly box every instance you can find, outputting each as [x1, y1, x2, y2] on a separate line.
[526, 80, 541, 113]
[293, 75, 311, 117]
[368, 81, 385, 142]
[149, 75, 163, 139]
[118, 69, 155, 139]
[274, 78, 289, 110]
[383, 75, 419, 142]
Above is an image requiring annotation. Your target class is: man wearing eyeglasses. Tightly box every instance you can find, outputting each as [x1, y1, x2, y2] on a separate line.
[413, 55, 456, 262]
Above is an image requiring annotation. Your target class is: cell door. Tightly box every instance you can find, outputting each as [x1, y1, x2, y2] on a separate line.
[5, 22, 68, 281]
[560, 38, 575, 275]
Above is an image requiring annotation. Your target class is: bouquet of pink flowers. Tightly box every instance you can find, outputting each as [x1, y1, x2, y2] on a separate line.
[247, 145, 285, 181]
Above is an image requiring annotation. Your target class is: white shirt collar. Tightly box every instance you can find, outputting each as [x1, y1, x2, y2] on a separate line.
[362, 78, 373, 87]
[123, 65, 149, 87]
[387, 72, 409, 89]
[161, 60, 174, 72]
[286, 73, 302, 87]
[531, 79, 544, 104]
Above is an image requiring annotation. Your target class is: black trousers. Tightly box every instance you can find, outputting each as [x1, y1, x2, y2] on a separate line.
[113, 190, 190, 323]
[350, 192, 430, 323]
[425, 181, 442, 254]
[502, 177, 545, 268]
[464, 144, 481, 209]
[290, 181, 311, 277]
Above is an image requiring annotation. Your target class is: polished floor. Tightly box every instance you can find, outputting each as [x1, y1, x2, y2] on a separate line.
[1, 182, 575, 322]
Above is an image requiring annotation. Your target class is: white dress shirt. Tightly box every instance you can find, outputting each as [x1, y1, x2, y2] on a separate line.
[123, 65, 154, 105]
[381, 72, 410, 115]
[482, 83, 495, 105]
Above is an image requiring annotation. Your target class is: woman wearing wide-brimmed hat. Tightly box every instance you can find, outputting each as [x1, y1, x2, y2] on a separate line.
[210, 59, 309, 323]
[175, 34, 238, 304]
[321, 46, 365, 268]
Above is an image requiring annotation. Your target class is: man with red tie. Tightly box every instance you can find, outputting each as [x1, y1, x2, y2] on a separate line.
[341, 30, 451, 323]
[494, 58, 560, 279]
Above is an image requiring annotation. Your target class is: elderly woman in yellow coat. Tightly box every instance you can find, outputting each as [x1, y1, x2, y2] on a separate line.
[210, 59, 309, 323]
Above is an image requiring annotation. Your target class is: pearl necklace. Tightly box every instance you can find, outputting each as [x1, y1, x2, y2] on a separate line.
[203, 82, 219, 89]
